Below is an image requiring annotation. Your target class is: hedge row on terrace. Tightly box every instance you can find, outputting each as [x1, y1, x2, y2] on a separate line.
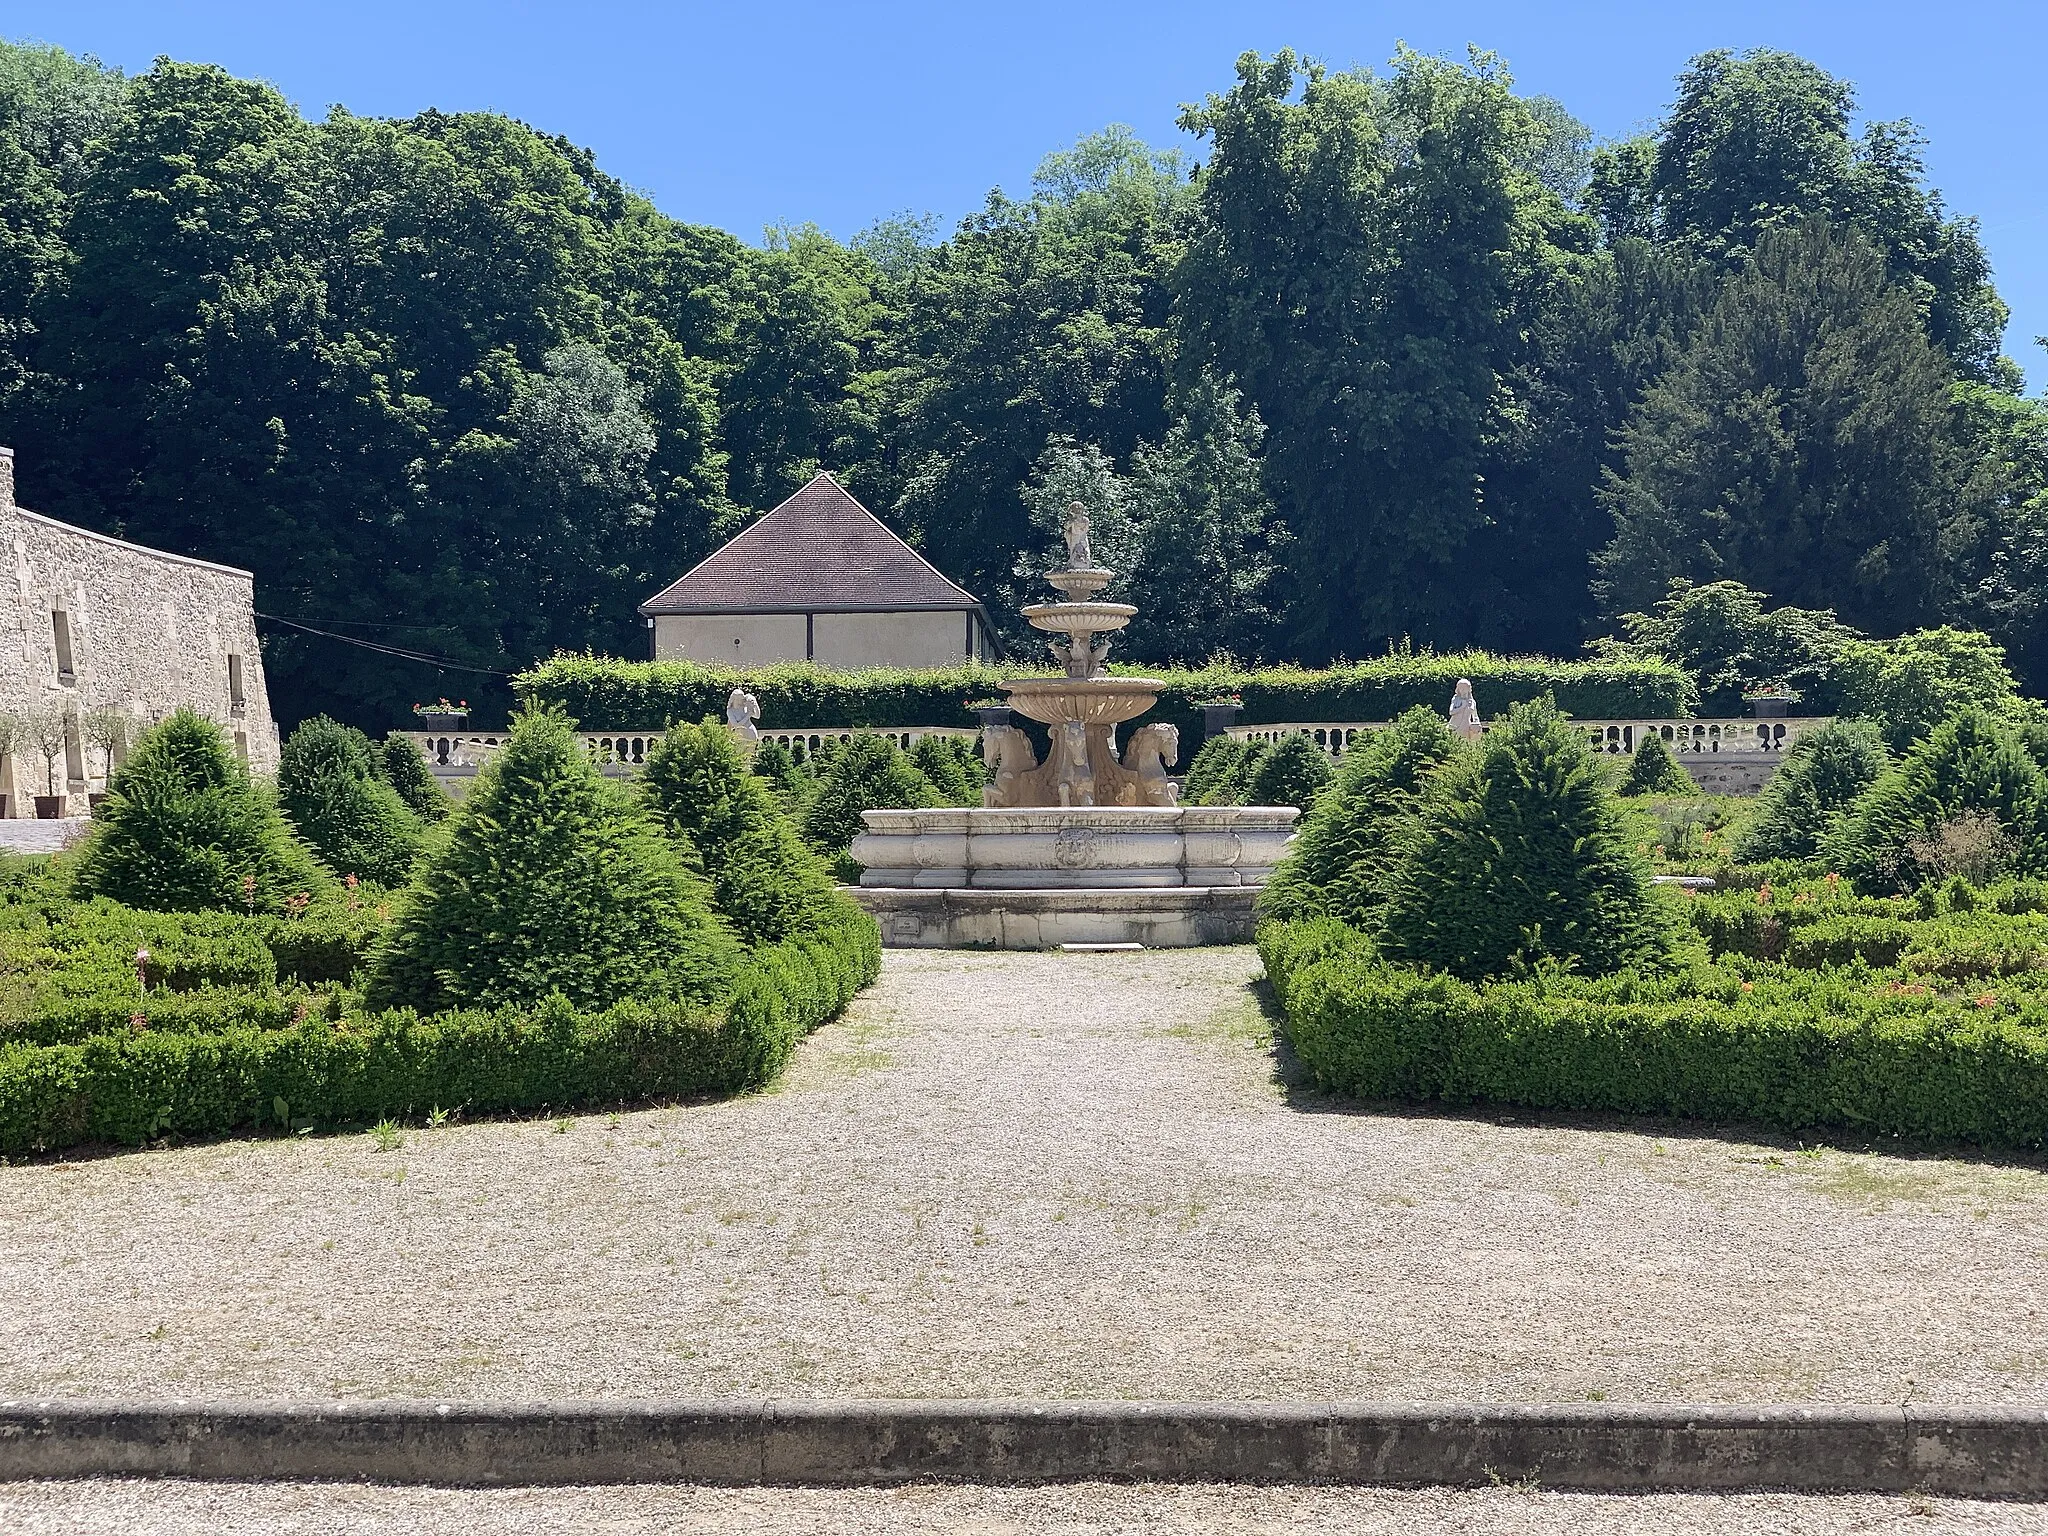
[1259, 917, 2048, 1148]
[515, 651, 1695, 741]
[0, 900, 879, 1156]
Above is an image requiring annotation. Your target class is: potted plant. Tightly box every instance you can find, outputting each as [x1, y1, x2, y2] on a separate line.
[81, 706, 129, 809]
[1741, 684, 1802, 719]
[24, 707, 72, 818]
[412, 698, 470, 731]
[967, 698, 1012, 730]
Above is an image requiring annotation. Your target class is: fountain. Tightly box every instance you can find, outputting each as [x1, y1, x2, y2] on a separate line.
[847, 503, 1298, 948]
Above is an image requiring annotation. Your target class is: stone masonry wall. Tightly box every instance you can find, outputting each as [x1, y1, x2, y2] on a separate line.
[0, 447, 280, 816]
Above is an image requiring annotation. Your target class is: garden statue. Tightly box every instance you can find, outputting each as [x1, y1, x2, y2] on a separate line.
[1053, 719, 1095, 807]
[725, 684, 761, 743]
[1448, 678, 1485, 741]
[1063, 500, 1094, 570]
[1120, 723, 1181, 806]
[981, 724, 1039, 808]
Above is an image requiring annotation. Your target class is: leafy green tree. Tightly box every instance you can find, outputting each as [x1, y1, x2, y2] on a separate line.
[1830, 627, 2020, 750]
[800, 733, 940, 875]
[71, 709, 328, 913]
[1261, 706, 1463, 925]
[1243, 733, 1334, 812]
[277, 716, 424, 885]
[379, 732, 450, 822]
[1735, 719, 1888, 862]
[1174, 48, 1571, 661]
[1826, 709, 2048, 893]
[1378, 700, 1670, 979]
[640, 719, 836, 945]
[1591, 579, 1857, 715]
[365, 707, 740, 1012]
[1620, 733, 1696, 796]
[1597, 220, 1960, 635]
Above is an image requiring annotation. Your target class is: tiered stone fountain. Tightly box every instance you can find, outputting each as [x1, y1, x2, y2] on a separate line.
[848, 503, 1297, 948]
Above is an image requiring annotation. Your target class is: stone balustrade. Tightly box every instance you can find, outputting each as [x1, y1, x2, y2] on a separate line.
[1224, 717, 1832, 759]
[399, 726, 982, 781]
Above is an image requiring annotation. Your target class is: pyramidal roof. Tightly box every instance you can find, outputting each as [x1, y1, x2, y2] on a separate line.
[639, 474, 981, 616]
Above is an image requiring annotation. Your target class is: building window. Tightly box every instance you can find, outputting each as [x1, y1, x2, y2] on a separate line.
[227, 652, 246, 715]
[51, 611, 75, 685]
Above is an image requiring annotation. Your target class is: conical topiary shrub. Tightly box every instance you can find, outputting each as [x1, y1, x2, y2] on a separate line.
[278, 717, 424, 885]
[1734, 719, 1888, 863]
[1620, 732, 1696, 796]
[364, 706, 741, 1013]
[1244, 732, 1335, 811]
[379, 731, 450, 822]
[70, 709, 328, 913]
[1378, 699, 1671, 980]
[1260, 706, 1464, 926]
[910, 734, 976, 806]
[1180, 735, 1247, 805]
[1825, 708, 2048, 893]
[800, 733, 940, 877]
[641, 719, 837, 945]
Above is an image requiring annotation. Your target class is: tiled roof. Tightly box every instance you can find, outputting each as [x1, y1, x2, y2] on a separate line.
[639, 474, 980, 614]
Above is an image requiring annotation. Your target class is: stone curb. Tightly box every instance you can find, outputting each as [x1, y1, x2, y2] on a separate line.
[1, 1402, 2046, 1495]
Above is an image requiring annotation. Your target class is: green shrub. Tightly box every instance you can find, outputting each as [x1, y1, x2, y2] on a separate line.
[278, 717, 424, 885]
[1212, 739, 1271, 805]
[1180, 736, 1247, 805]
[365, 708, 741, 1013]
[800, 734, 941, 874]
[1735, 720, 1888, 863]
[1243, 733, 1334, 811]
[1832, 628, 2020, 750]
[751, 739, 802, 792]
[0, 896, 878, 1155]
[640, 720, 838, 946]
[1259, 918, 2048, 1149]
[517, 650, 1694, 742]
[379, 732, 450, 822]
[1378, 699, 1671, 980]
[1620, 733, 1696, 795]
[1260, 707, 1463, 926]
[910, 734, 978, 806]
[70, 711, 328, 915]
[1826, 709, 2048, 894]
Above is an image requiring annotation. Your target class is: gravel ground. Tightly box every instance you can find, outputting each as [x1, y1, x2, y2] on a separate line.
[3, 947, 2047, 1403]
[2, 1481, 2043, 1535]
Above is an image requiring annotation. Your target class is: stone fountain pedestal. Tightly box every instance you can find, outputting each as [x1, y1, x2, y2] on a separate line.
[847, 501, 1300, 948]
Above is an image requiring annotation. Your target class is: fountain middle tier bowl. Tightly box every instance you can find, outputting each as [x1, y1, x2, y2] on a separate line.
[1020, 600, 1138, 638]
[1000, 676, 1163, 726]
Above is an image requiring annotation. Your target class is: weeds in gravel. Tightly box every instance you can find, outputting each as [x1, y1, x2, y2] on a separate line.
[552, 1117, 572, 1134]
[369, 1120, 403, 1153]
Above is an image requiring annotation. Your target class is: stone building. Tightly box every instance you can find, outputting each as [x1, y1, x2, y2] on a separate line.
[639, 473, 995, 668]
[1, 446, 279, 816]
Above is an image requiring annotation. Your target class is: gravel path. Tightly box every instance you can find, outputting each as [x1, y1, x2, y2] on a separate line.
[3, 947, 2047, 1404]
[2, 1481, 2043, 1535]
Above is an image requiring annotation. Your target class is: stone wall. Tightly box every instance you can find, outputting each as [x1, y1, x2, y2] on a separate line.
[0, 447, 280, 816]
[652, 608, 982, 669]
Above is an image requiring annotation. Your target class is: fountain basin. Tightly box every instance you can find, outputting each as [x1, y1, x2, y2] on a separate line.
[1020, 600, 1138, 637]
[848, 805, 1298, 947]
[1001, 677, 1163, 726]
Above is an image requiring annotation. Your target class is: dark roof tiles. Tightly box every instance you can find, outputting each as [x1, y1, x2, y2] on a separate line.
[639, 474, 979, 615]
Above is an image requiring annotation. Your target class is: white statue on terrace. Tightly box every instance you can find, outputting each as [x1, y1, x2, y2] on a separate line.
[1448, 678, 1484, 742]
[725, 684, 761, 743]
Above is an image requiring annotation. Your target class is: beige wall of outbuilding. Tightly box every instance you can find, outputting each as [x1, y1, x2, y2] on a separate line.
[0, 448, 281, 817]
[652, 609, 979, 670]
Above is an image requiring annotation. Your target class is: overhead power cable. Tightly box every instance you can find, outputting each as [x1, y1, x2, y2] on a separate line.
[253, 612, 514, 676]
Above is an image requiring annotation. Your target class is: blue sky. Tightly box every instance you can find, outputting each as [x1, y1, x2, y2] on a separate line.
[13, 0, 2048, 388]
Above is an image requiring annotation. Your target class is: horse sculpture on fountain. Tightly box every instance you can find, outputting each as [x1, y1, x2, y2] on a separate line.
[981, 724, 1039, 808]
[1119, 723, 1180, 806]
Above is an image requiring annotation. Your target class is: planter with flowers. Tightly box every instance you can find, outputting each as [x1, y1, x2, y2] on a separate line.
[412, 699, 471, 732]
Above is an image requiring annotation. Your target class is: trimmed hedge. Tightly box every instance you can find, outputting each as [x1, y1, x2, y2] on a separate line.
[516, 650, 1695, 740]
[1261, 917, 2048, 1148]
[0, 897, 879, 1155]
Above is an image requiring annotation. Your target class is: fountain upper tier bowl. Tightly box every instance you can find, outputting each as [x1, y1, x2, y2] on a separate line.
[1018, 600, 1138, 638]
[1000, 676, 1163, 726]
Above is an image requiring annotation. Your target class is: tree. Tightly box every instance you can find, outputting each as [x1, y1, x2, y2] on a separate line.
[799, 733, 940, 876]
[1243, 733, 1333, 811]
[1620, 733, 1696, 796]
[1378, 700, 1670, 979]
[1830, 627, 2020, 751]
[1260, 706, 1463, 925]
[71, 709, 327, 913]
[1596, 220, 1960, 635]
[1826, 709, 2048, 893]
[1174, 48, 1570, 661]
[365, 707, 740, 1012]
[1591, 579, 1859, 715]
[276, 716, 424, 885]
[1735, 719, 1888, 862]
[640, 718, 835, 945]
[379, 732, 450, 822]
